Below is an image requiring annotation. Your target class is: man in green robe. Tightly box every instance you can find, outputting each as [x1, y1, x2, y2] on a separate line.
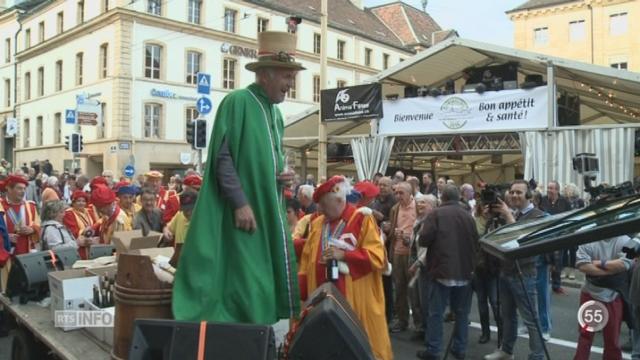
[172, 31, 305, 324]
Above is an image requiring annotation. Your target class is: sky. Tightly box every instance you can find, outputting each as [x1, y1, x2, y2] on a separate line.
[363, 0, 526, 47]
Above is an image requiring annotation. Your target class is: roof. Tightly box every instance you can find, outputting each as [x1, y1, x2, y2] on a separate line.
[0, 0, 49, 16]
[370, 1, 443, 47]
[245, 0, 449, 52]
[507, 0, 578, 13]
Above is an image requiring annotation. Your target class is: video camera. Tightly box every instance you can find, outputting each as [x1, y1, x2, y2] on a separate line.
[573, 153, 634, 201]
[480, 184, 510, 205]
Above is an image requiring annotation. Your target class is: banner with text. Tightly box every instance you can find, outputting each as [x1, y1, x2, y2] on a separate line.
[379, 86, 549, 135]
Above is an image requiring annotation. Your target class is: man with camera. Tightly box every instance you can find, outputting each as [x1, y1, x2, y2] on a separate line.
[485, 180, 545, 360]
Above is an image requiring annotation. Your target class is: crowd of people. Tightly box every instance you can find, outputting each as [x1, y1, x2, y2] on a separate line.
[0, 161, 203, 289]
[282, 169, 640, 360]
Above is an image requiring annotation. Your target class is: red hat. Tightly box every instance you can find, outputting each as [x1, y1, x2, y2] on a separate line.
[90, 176, 108, 190]
[313, 175, 346, 203]
[71, 190, 89, 202]
[354, 181, 380, 199]
[5, 175, 28, 187]
[91, 185, 116, 207]
[183, 175, 202, 188]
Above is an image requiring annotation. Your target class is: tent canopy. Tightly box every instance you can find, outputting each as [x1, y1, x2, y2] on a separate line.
[284, 37, 640, 179]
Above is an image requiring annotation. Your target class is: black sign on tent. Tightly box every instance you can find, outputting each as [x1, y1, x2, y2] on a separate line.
[320, 83, 383, 122]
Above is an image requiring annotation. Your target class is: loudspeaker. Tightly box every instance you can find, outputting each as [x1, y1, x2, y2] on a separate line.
[404, 86, 419, 98]
[129, 319, 275, 360]
[288, 283, 374, 360]
[558, 92, 580, 126]
[6, 247, 79, 303]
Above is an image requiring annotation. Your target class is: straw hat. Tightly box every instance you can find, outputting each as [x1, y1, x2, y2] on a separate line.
[245, 31, 306, 72]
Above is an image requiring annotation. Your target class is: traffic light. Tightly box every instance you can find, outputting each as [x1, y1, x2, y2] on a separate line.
[194, 119, 207, 149]
[186, 120, 195, 148]
[65, 132, 83, 153]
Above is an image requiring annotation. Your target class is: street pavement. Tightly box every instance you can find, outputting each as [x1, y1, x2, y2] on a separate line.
[0, 283, 633, 359]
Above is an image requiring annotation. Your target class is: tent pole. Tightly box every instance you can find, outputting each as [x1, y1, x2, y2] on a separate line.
[317, 0, 328, 181]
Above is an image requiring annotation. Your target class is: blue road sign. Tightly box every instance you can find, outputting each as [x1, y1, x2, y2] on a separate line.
[123, 164, 135, 178]
[197, 97, 212, 115]
[197, 73, 211, 95]
[65, 109, 76, 124]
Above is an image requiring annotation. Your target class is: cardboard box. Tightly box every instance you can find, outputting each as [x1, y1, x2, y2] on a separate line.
[128, 247, 174, 258]
[111, 230, 162, 254]
[82, 299, 115, 346]
[51, 295, 90, 331]
[48, 269, 100, 300]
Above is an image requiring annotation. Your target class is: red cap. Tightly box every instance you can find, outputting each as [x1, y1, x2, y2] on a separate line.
[5, 175, 28, 187]
[312, 175, 346, 203]
[183, 175, 202, 188]
[91, 185, 116, 207]
[90, 176, 109, 190]
[71, 190, 89, 202]
[354, 181, 380, 199]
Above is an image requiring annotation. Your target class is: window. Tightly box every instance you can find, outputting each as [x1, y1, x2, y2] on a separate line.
[57, 12, 64, 34]
[145, 44, 161, 79]
[188, 0, 201, 24]
[23, 118, 29, 147]
[186, 51, 201, 84]
[569, 20, 585, 41]
[36, 116, 42, 146]
[144, 103, 162, 138]
[77, 1, 84, 24]
[610, 12, 627, 36]
[75, 52, 83, 85]
[37, 67, 44, 97]
[224, 9, 236, 33]
[337, 80, 346, 88]
[383, 53, 389, 69]
[4, 79, 10, 107]
[55, 60, 63, 91]
[313, 75, 320, 103]
[148, 0, 161, 16]
[611, 62, 628, 70]
[313, 33, 321, 54]
[257, 17, 269, 33]
[223, 58, 236, 89]
[534, 27, 549, 45]
[286, 75, 296, 99]
[38, 22, 44, 43]
[99, 43, 108, 79]
[337, 40, 345, 60]
[4, 38, 10, 63]
[24, 29, 30, 49]
[54, 112, 61, 143]
[364, 48, 372, 67]
[102, 0, 109, 13]
[24, 72, 30, 100]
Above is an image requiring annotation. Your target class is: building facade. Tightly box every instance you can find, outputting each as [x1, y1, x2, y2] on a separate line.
[509, 0, 639, 71]
[0, 0, 452, 178]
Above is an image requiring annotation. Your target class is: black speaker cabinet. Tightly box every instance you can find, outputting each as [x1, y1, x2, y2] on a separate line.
[288, 283, 374, 360]
[129, 319, 276, 360]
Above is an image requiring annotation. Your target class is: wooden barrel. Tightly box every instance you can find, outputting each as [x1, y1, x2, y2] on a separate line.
[111, 253, 173, 360]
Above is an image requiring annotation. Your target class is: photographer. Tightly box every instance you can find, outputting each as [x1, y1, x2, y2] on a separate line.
[485, 180, 545, 360]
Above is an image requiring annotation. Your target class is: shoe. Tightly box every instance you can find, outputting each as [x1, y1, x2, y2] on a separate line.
[553, 287, 568, 295]
[389, 320, 407, 333]
[479, 333, 490, 344]
[542, 332, 551, 341]
[410, 331, 425, 342]
[449, 349, 465, 359]
[483, 349, 514, 360]
[416, 350, 438, 360]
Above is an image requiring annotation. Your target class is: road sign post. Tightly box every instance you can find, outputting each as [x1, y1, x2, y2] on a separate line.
[197, 73, 211, 95]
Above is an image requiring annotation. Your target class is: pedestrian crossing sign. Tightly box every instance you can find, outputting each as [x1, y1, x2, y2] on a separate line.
[197, 73, 211, 95]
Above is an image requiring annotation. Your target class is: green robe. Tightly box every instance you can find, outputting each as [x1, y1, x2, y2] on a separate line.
[172, 83, 300, 324]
